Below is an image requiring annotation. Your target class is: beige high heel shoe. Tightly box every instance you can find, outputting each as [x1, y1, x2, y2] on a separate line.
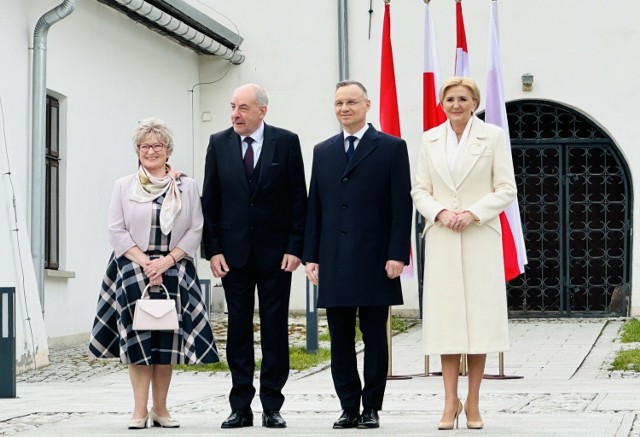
[438, 400, 463, 430]
[128, 414, 149, 429]
[464, 402, 484, 429]
[150, 409, 180, 428]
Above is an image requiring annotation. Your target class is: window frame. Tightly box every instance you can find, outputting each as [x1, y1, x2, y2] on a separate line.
[45, 95, 60, 270]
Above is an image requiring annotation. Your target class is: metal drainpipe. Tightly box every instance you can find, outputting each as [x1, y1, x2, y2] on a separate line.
[31, 0, 77, 309]
[338, 0, 349, 81]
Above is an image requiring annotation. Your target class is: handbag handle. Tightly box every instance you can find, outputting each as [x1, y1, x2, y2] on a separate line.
[140, 283, 171, 300]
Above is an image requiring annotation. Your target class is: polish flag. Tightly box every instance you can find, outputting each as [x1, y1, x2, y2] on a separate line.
[485, 0, 527, 280]
[380, 1, 413, 279]
[454, 0, 470, 77]
[423, 1, 446, 132]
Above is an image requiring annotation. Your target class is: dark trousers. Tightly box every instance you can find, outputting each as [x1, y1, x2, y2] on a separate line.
[222, 254, 291, 412]
[326, 306, 389, 411]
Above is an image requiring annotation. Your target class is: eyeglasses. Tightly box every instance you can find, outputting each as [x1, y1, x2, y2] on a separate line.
[334, 99, 365, 108]
[139, 144, 165, 153]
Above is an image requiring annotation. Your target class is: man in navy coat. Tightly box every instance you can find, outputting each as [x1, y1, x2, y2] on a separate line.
[303, 80, 412, 429]
[202, 83, 307, 429]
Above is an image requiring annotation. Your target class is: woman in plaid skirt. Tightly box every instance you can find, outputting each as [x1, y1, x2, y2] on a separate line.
[89, 117, 219, 429]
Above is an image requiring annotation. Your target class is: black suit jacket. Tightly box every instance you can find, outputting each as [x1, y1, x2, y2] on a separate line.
[303, 124, 412, 307]
[202, 123, 307, 270]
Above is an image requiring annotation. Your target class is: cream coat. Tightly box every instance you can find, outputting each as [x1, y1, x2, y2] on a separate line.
[108, 174, 203, 260]
[411, 117, 517, 355]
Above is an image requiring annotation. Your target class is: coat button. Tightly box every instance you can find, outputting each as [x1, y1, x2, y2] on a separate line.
[342, 177, 349, 183]
[340, 230, 347, 236]
[341, 203, 348, 209]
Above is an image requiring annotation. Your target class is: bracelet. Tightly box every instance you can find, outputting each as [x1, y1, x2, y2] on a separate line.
[168, 253, 177, 265]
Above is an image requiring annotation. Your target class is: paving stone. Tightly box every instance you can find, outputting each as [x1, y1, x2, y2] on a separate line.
[2, 316, 639, 437]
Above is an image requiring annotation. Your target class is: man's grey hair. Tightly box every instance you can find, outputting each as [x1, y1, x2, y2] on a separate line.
[238, 83, 269, 107]
[335, 80, 368, 97]
[255, 85, 269, 107]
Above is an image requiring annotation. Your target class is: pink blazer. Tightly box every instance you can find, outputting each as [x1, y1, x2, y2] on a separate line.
[108, 174, 203, 260]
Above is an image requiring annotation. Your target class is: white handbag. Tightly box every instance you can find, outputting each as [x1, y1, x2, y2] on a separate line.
[132, 283, 179, 331]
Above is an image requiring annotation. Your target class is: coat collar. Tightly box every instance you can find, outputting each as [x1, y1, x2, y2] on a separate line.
[257, 123, 276, 189]
[329, 123, 379, 177]
[427, 116, 491, 190]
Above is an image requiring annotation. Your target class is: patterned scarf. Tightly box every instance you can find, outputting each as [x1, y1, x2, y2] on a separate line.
[130, 165, 182, 235]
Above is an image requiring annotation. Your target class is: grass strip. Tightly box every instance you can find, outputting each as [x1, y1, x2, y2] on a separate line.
[610, 348, 640, 372]
[620, 318, 640, 343]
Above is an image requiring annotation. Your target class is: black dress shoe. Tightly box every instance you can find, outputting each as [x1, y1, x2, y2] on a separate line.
[333, 410, 359, 429]
[357, 408, 380, 429]
[221, 409, 253, 428]
[262, 410, 287, 428]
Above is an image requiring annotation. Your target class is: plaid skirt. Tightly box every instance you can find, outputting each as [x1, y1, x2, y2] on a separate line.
[89, 253, 219, 365]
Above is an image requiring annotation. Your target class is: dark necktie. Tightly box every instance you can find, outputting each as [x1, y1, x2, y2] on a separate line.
[346, 136, 356, 160]
[243, 137, 254, 175]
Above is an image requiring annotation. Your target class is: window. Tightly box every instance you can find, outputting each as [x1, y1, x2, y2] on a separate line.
[45, 96, 59, 269]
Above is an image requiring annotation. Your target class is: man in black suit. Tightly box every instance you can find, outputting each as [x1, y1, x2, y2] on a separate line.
[303, 80, 412, 429]
[202, 83, 307, 429]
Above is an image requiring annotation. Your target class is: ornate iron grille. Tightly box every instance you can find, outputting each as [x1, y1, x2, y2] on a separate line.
[492, 100, 632, 316]
[414, 101, 632, 318]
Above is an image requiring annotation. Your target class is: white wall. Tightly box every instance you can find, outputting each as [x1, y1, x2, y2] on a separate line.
[26, 0, 201, 342]
[194, 0, 640, 314]
[3, 0, 640, 357]
[0, 1, 49, 371]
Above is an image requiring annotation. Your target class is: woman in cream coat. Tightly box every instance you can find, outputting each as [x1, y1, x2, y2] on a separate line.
[411, 77, 517, 430]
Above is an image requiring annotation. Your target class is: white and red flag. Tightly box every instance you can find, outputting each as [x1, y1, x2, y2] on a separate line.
[379, 1, 413, 278]
[485, 0, 527, 280]
[423, 1, 446, 132]
[454, 0, 470, 77]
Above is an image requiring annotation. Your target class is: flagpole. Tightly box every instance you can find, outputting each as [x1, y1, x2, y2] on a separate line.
[421, 0, 433, 378]
[481, 0, 525, 381]
[419, 0, 447, 379]
[379, 0, 412, 381]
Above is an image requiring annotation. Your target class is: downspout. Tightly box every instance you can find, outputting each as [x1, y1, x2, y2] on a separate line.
[338, 0, 349, 80]
[31, 0, 77, 309]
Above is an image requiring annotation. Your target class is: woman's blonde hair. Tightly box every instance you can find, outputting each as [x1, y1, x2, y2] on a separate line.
[132, 117, 175, 156]
[439, 76, 481, 109]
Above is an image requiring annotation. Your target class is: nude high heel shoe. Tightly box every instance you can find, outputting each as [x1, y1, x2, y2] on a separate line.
[464, 402, 484, 429]
[438, 400, 463, 430]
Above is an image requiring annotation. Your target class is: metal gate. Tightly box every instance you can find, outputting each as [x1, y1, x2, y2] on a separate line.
[416, 100, 633, 317]
[503, 100, 632, 316]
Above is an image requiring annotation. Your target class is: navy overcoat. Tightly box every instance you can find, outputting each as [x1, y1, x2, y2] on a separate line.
[303, 124, 412, 307]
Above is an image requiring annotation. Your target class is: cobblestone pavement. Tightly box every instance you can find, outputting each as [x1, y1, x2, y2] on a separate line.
[18, 313, 420, 384]
[10, 317, 631, 387]
[17, 313, 333, 383]
[3, 316, 640, 437]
